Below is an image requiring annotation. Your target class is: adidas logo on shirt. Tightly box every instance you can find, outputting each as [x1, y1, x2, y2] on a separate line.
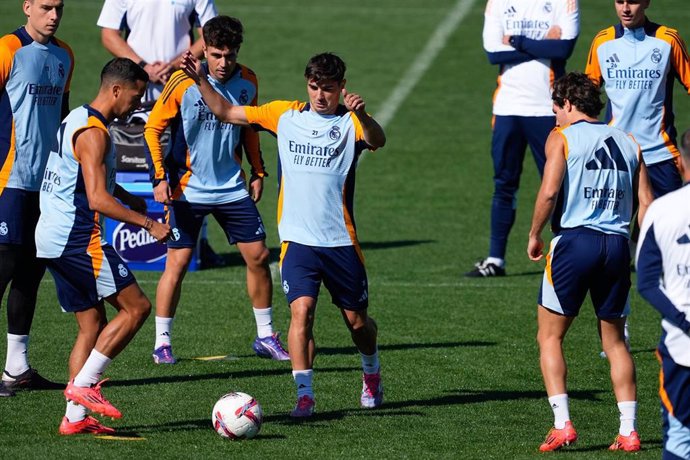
[606, 53, 621, 68]
[677, 226, 690, 244]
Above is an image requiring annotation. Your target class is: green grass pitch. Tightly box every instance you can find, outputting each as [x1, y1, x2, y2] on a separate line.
[1, 0, 689, 458]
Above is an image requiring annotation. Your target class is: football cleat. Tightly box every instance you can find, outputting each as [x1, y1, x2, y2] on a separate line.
[360, 370, 383, 408]
[539, 421, 578, 452]
[290, 395, 315, 418]
[59, 416, 115, 435]
[2, 367, 64, 391]
[252, 333, 290, 361]
[64, 379, 122, 419]
[465, 259, 506, 278]
[0, 383, 15, 397]
[609, 431, 641, 452]
[152, 344, 177, 364]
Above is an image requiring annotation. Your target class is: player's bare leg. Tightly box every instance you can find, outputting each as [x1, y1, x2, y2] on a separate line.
[536, 306, 578, 451]
[342, 309, 382, 408]
[601, 317, 640, 451]
[288, 296, 316, 417]
[152, 247, 192, 363]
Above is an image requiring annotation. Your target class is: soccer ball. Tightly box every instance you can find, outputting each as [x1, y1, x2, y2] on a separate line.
[211, 392, 263, 439]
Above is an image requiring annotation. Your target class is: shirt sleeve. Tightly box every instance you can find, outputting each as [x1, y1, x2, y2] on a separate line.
[636, 210, 690, 333]
[657, 27, 690, 94]
[144, 71, 193, 182]
[556, 0, 579, 41]
[243, 100, 304, 135]
[584, 28, 615, 87]
[0, 36, 18, 91]
[97, 0, 126, 29]
[194, 0, 218, 26]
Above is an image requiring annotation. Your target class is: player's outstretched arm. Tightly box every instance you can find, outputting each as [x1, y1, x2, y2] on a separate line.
[527, 131, 566, 261]
[179, 51, 249, 126]
[634, 158, 654, 227]
[77, 128, 171, 242]
[342, 88, 386, 149]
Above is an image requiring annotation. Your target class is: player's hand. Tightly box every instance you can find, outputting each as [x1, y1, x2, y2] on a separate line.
[502, 35, 512, 45]
[249, 176, 263, 203]
[148, 220, 171, 243]
[527, 235, 545, 261]
[144, 61, 166, 84]
[545, 25, 562, 39]
[342, 88, 366, 115]
[157, 61, 174, 84]
[127, 195, 147, 214]
[180, 51, 204, 84]
[153, 180, 172, 204]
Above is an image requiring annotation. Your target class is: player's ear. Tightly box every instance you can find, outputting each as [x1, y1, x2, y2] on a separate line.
[202, 45, 208, 60]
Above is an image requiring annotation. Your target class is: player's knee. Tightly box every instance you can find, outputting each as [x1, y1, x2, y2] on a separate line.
[245, 245, 270, 269]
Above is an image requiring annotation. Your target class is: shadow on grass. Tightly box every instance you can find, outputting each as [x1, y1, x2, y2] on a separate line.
[109, 366, 358, 388]
[216, 239, 435, 267]
[318, 340, 496, 356]
[267, 388, 608, 425]
[568, 437, 662, 453]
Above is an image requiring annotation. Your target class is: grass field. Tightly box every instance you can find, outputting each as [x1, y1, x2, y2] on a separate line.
[1, 0, 690, 458]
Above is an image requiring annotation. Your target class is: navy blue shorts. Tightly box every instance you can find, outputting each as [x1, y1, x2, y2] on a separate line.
[0, 188, 39, 245]
[647, 158, 683, 199]
[166, 196, 266, 248]
[279, 241, 368, 310]
[658, 347, 690, 459]
[538, 228, 631, 318]
[45, 244, 136, 312]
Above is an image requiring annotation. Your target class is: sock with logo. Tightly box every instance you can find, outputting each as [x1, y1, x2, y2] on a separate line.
[617, 401, 637, 436]
[548, 394, 571, 429]
[154, 316, 175, 349]
[292, 369, 314, 398]
[64, 400, 88, 423]
[73, 349, 111, 388]
[360, 348, 380, 375]
[253, 307, 274, 339]
[4, 334, 30, 377]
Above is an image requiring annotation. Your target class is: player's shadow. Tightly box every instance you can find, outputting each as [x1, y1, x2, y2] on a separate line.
[318, 340, 496, 356]
[114, 418, 287, 439]
[108, 366, 359, 388]
[568, 437, 662, 453]
[269, 388, 607, 425]
[216, 239, 435, 267]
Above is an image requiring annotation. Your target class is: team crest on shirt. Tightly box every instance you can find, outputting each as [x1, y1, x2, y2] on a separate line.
[0, 222, 7, 236]
[650, 48, 662, 64]
[282, 280, 290, 294]
[239, 89, 249, 105]
[328, 126, 341, 141]
[118, 264, 129, 278]
[543, 1, 552, 13]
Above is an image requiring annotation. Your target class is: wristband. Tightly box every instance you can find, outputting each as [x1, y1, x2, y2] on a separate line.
[138, 60, 147, 68]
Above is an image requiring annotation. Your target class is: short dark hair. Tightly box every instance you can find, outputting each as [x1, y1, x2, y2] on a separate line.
[552, 72, 604, 118]
[304, 53, 346, 83]
[203, 16, 243, 49]
[100, 58, 149, 87]
[680, 128, 690, 160]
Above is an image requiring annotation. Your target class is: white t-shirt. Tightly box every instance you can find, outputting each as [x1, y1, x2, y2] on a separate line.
[97, 0, 217, 100]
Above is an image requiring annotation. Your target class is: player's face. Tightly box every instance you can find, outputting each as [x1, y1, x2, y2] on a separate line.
[614, 0, 649, 29]
[23, 0, 64, 43]
[114, 80, 147, 119]
[307, 78, 344, 115]
[204, 45, 239, 83]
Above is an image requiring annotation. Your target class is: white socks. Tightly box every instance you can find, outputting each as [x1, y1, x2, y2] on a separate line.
[73, 349, 111, 388]
[548, 394, 571, 429]
[486, 257, 505, 268]
[360, 349, 380, 375]
[253, 307, 274, 338]
[65, 400, 88, 423]
[5, 334, 30, 376]
[292, 369, 313, 398]
[154, 316, 175, 349]
[617, 401, 637, 436]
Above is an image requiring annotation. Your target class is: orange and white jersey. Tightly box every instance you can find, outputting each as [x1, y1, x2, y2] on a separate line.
[244, 101, 373, 247]
[586, 21, 690, 165]
[36, 105, 115, 258]
[0, 27, 73, 194]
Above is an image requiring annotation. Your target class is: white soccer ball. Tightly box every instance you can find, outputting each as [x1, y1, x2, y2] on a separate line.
[211, 392, 263, 440]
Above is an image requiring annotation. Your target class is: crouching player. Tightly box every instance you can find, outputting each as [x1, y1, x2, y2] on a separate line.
[527, 72, 654, 452]
[180, 51, 386, 417]
[637, 128, 690, 460]
[36, 58, 170, 434]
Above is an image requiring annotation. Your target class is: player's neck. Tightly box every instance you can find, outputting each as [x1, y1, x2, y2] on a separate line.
[24, 24, 53, 45]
